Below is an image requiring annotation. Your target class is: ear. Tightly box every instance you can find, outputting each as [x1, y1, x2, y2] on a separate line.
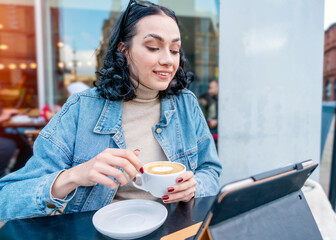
[118, 42, 127, 55]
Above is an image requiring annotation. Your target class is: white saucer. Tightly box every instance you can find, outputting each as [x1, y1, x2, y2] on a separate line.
[92, 199, 168, 239]
[11, 115, 32, 123]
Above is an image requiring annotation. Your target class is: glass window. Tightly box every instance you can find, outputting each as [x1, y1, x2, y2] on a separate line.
[326, 54, 330, 71]
[0, 1, 38, 108]
[326, 81, 331, 100]
[49, 0, 114, 105]
[48, 0, 219, 114]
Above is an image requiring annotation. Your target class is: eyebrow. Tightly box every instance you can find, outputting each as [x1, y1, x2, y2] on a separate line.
[143, 33, 181, 43]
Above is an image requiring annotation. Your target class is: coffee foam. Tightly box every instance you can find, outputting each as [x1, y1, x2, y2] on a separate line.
[151, 166, 174, 173]
[145, 162, 185, 175]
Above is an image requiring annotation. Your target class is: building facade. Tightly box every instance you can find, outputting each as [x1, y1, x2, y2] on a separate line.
[323, 23, 336, 101]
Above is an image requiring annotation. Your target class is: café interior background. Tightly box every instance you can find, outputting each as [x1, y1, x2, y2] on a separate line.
[0, 0, 219, 113]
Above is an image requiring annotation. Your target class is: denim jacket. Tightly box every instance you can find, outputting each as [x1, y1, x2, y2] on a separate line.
[0, 88, 222, 221]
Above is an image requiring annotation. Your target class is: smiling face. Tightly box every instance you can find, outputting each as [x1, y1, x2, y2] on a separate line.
[125, 14, 181, 91]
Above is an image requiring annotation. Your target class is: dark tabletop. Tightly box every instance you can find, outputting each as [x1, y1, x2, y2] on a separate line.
[1, 120, 46, 128]
[0, 196, 215, 240]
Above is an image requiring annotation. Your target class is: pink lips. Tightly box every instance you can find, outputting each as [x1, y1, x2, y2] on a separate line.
[153, 70, 172, 79]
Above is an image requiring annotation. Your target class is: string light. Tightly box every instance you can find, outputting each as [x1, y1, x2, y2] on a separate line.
[0, 44, 8, 50]
[58, 62, 64, 68]
[30, 62, 37, 69]
[0, 64, 4, 70]
[8, 64, 17, 70]
[57, 42, 64, 47]
[19, 63, 27, 69]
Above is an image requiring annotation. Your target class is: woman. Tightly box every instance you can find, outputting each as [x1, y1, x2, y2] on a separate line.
[0, 0, 222, 221]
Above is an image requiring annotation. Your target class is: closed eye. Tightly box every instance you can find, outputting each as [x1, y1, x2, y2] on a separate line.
[146, 46, 159, 51]
[170, 50, 180, 55]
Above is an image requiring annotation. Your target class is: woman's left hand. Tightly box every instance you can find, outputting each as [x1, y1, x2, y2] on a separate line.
[162, 171, 197, 203]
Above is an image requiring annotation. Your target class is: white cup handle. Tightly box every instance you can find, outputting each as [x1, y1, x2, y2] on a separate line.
[132, 173, 148, 192]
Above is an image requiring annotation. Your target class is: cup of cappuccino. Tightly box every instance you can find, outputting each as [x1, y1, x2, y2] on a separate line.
[132, 161, 186, 198]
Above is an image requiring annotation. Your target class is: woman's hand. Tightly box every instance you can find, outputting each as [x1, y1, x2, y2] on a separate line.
[161, 171, 197, 203]
[51, 149, 142, 199]
[0, 109, 18, 123]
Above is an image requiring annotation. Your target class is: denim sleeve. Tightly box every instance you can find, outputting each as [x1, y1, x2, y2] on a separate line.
[190, 96, 222, 198]
[0, 95, 80, 221]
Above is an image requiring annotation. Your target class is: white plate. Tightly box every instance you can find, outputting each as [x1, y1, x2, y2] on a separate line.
[11, 115, 32, 123]
[92, 199, 168, 239]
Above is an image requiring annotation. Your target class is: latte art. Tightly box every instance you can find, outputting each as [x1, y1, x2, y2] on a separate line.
[145, 162, 185, 175]
[152, 166, 174, 172]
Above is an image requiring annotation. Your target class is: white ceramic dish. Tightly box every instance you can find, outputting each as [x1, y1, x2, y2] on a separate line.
[92, 199, 168, 239]
[10, 115, 32, 123]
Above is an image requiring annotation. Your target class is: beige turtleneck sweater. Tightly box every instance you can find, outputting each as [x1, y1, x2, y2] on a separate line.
[113, 80, 168, 201]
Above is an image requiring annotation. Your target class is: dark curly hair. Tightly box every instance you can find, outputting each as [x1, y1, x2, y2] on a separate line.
[94, 1, 193, 101]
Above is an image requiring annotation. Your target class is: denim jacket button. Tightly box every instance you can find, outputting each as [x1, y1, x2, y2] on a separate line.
[156, 128, 162, 134]
[44, 201, 56, 209]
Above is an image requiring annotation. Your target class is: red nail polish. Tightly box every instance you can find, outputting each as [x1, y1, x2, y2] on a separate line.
[168, 187, 174, 192]
[162, 195, 169, 200]
[134, 149, 140, 152]
[140, 167, 144, 174]
[177, 177, 183, 183]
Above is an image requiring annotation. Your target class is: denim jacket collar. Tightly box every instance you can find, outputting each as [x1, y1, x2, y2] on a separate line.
[93, 100, 122, 134]
[158, 96, 176, 127]
[93, 96, 176, 135]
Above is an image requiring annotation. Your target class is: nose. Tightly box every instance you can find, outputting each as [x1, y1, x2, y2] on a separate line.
[159, 49, 174, 66]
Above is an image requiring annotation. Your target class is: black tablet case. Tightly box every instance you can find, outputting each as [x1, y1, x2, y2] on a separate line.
[194, 161, 322, 240]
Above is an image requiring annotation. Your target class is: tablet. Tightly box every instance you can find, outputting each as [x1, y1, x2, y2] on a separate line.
[194, 159, 322, 240]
